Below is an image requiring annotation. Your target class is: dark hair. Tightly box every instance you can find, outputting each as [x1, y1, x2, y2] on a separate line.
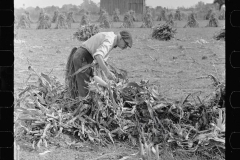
[120, 30, 133, 48]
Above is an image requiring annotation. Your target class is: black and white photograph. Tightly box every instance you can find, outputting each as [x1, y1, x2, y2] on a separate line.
[14, 0, 225, 159]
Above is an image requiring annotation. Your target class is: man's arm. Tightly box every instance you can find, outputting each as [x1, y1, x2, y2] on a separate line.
[95, 55, 116, 80]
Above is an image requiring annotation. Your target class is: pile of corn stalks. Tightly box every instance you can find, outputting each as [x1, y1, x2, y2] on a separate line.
[166, 13, 175, 27]
[206, 13, 219, 27]
[166, 19, 175, 27]
[214, 28, 225, 40]
[66, 12, 76, 29]
[17, 13, 31, 29]
[55, 14, 67, 29]
[113, 8, 120, 22]
[98, 9, 107, 22]
[80, 13, 90, 26]
[129, 10, 137, 22]
[140, 11, 154, 28]
[52, 10, 59, 23]
[174, 10, 181, 21]
[14, 66, 225, 159]
[24, 11, 33, 23]
[218, 10, 225, 20]
[36, 13, 51, 29]
[167, 13, 174, 21]
[205, 9, 213, 20]
[99, 12, 111, 28]
[73, 23, 100, 41]
[121, 12, 134, 28]
[152, 23, 177, 41]
[184, 13, 199, 28]
[156, 9, 167, 21]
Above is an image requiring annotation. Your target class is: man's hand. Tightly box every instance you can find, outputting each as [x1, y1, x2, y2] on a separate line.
[95, 54, 116, 81]
[106, 70, 116, 81]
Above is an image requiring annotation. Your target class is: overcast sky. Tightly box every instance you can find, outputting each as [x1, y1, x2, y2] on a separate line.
[15, 0, 214, 9]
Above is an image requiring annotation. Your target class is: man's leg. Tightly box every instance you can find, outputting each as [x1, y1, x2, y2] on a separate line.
[72, 47, 93, 97]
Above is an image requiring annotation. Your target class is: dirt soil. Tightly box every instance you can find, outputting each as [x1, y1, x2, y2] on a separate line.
[14, 20, 225, 160]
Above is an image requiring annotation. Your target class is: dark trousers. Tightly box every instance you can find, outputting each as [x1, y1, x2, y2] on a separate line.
[72, 47, 94, 97]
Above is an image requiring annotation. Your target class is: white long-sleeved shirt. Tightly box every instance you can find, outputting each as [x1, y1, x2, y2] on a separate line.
[81, 32, 118, 62]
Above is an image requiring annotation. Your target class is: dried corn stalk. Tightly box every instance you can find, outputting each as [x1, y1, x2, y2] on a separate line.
[99, 12, 111, 28]
[113, 8, 120, 22]
[184, 12, 199, 28]
[80, 12, 90, 26]
[98, 9, 107, 22]
[205, 9, 213, 20]
[166, 13, 175, 27]
[121, 11, 134, 28]
[140, 10, 154, 28]
[55, 13, 67, 29]
[206, 13, 219, 27]
[129, 10, 136, 22]
[218, 9, 225, 20]
[167, 13, 174, 21]
[24, 11, 33, 23]
[17, 13, 31, 29]
[214, 28, 225, 40]
[174, 10, 181, 20]
[15, 66, 225, 160]
[36, 13, 51, 29]
[152, 23, 177, 41]
[52, 10, 59, 23]
[156, 9, 166, 21]
[73, 23, 100, 41]
[66, 11, 76, 28]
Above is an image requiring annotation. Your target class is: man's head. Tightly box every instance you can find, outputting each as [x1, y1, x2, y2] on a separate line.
[117, 30, 133, 49]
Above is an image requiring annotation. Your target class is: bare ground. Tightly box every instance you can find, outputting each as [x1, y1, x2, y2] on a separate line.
[14, 20, 225, 160]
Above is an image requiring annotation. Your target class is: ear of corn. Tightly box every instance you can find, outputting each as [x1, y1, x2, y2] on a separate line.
[93, 76, 108, 87]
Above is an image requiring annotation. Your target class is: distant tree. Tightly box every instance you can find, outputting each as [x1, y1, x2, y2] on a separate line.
[69, 5, 80, 13]
[79, 0, 99, 14]
[155, 6, 163, 12]
[89, 0, 99, 14]
[44, 6, 57, 14]
[35, 6, 41, 12]
[62, 4, 75, 12]
[213, 0, 225, 10]
[195, 1, 205, 11]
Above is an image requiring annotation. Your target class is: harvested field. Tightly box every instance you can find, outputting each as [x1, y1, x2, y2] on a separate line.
[14, 20, 225, 160]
